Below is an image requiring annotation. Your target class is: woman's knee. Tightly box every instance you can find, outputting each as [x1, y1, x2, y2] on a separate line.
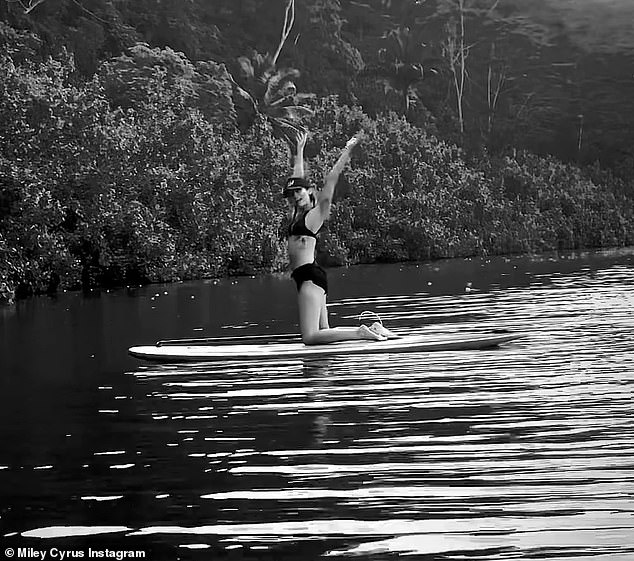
[301, 331, 319, 345]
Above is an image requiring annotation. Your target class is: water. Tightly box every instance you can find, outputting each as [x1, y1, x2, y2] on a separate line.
[1, 249, 633, 560]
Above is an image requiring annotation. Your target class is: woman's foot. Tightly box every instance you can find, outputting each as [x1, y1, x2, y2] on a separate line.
[369, 322, 399, 339]
[359, 324, 387, 341]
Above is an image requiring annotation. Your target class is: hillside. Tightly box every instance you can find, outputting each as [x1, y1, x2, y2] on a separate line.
[1, 0, 633, 298]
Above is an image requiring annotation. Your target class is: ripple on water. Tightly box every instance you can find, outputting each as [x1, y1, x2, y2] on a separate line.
[6, 256, 634, 559]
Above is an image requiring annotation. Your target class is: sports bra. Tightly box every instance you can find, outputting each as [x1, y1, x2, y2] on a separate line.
[288, 210, 321, 239]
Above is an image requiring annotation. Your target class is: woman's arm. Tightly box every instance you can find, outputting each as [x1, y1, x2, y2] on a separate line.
[292, 130, 308, 178]
[318, 133, 364, 216]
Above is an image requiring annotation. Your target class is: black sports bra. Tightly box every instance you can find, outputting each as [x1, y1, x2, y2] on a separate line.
[288, 210, 321, 239]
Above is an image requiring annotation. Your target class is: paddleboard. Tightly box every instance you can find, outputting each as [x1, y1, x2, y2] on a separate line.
[128, 332, 525, 362]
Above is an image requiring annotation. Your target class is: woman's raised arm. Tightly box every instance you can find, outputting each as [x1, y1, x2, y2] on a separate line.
[319, 132, 364, 216]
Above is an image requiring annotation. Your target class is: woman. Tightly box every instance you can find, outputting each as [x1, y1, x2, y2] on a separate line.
[284, 131, 396, 345]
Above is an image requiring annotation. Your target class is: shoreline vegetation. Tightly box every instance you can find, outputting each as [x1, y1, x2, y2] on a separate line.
[1, 20, 634, 300]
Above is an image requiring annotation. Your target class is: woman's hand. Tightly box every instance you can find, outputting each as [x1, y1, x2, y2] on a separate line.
[296, 130, 308, 151]
[345, 131, 365, 150]
[291, 130, 308, 178]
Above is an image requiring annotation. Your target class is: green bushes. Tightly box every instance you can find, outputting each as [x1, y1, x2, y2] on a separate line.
[0, 42, 290, 295]
[304, 106, 634, 264]
[1, 41, 633, 299]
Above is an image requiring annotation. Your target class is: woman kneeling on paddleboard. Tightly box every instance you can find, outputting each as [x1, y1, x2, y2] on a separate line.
[284, 130, 396, 345]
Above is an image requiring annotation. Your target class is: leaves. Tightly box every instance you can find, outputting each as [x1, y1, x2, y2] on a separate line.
[2, 6, 634, 297]
[228, 49, 312, 142]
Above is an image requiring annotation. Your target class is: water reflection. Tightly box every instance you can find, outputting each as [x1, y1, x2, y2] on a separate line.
[1, 250, 634, 559]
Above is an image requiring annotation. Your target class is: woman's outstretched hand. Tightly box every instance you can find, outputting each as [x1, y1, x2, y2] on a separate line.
[345, 131, 365, 150]
[296, 130, 308, 150]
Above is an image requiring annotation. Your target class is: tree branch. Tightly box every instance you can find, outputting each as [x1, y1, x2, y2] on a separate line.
[8, 0, 48, 14]
[70, 0, 110, 24]
[486, 0, 500, 17]
[271, 0, 295, 68]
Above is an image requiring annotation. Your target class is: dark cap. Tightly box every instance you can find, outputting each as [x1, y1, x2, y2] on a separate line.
[283, 176, 311, 195]
[286, 177, 310, 189]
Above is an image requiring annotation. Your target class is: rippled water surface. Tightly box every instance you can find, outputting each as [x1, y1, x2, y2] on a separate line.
[1, 249, 634, 560]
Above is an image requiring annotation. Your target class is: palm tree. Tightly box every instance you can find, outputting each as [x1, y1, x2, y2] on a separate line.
[226, 0, 311, 145]
[229, 50, 312, 145]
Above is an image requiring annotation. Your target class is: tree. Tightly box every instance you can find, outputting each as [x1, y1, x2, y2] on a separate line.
[365, 25, 438, 115]
[292, 0, 364, 98]
[99, 43, 235, 126]
[227, 0, 312, 144]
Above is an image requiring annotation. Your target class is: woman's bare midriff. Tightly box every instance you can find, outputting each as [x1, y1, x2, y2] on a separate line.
[288, 235, 317, 270]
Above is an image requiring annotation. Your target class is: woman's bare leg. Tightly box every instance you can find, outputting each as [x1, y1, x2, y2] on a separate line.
[319, 297, 329, 329]
[298, 282, 385, 345]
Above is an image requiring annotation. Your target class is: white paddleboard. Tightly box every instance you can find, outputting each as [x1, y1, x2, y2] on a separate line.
[128, 332, 524, 362]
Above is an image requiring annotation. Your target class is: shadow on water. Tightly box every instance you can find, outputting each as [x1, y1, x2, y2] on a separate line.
[1, 249, 634, 559]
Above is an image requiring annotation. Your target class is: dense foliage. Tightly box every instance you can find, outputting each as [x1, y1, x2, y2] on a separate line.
[1, 2, 633, 298]
[3, 0, 634, 168]
[308, 100, 633, 265]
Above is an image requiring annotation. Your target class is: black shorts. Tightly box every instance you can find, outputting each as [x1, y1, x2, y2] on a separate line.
[291, 262, 328, 294]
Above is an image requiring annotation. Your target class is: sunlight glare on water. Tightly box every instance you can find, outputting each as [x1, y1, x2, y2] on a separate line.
[123, 255, 634, 558]
[2, 251, 634, 559]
